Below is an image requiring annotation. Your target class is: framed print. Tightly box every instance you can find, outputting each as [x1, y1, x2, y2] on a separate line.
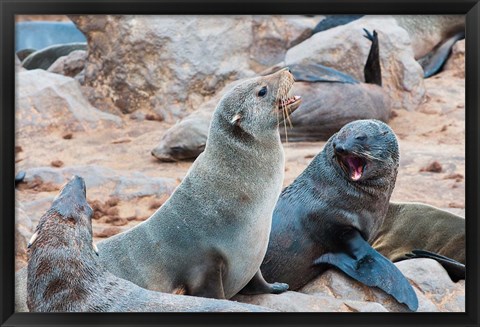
[1, 1, 479, 326]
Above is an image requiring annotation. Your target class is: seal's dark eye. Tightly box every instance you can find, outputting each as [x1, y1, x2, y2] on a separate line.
[170, 146, 183, 153]
[257, 86, 267, 97]
[355, 134, 367, 141]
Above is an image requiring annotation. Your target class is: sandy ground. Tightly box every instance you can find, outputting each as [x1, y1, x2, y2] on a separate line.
[15, 68, 465, 244]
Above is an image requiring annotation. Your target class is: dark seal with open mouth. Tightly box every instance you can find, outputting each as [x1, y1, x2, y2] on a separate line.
[26, 176, 273, 312]
[94, 68, 301, 300]
[261, 119, 419, 311]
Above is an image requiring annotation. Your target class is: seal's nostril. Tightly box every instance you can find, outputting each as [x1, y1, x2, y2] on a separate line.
[335, 144, 347, 154]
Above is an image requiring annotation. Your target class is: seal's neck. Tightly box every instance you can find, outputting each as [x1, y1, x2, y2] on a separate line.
[27, 211, 103, 311]
[207, 111, 282, 156]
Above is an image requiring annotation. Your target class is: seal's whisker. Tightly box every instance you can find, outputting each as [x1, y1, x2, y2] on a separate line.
[282, 100, 288, 143]
[352, 150, 382, 162]
[284, 96, 294, 129]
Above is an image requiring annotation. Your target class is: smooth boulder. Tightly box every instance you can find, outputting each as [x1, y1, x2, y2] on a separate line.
[16, 70, 122, 137]
[69, 15, 320, 118]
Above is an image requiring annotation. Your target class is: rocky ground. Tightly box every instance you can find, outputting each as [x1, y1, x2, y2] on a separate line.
[14, 15, 465, 312]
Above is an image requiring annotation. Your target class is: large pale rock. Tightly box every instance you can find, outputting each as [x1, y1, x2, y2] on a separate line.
[299, 267, 436, 312]
[233, 291, 388, 312]
[396, 259, 465, 312]
[47, 49, 87, 77]
[285, 15, 425, 111]
[69, 15, 319, 119]
[249, 15, 322, 71]
[299, 258, 464, 312]
[16, 70, 122, 137]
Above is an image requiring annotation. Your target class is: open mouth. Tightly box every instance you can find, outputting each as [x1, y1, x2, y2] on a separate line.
[338, 155, 367, 181]
[278, 95, 302, 113]
[276, 70, 302, 117]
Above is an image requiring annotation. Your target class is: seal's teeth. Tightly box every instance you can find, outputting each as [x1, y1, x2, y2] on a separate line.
[27, 231, 39, 248]
[93, 243, 99, 256]
[278, 95, 301, 108]
[346, 156, 365, 181]
[351, 170, 363, 181]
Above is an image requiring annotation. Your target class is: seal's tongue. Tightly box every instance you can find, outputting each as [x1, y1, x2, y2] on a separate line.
[347, 157, 364, 181]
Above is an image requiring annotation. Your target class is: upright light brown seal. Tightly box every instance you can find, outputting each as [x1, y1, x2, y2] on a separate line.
[97, 69, 301, 299]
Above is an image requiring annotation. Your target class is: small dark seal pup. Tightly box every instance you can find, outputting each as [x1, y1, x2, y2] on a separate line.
[26, 176, 272, 312]
[97, 69, 302, 299]
[261, 119, 419, 311]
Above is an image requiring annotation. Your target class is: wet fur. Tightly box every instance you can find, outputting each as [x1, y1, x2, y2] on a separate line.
[261, 119, 399, 290]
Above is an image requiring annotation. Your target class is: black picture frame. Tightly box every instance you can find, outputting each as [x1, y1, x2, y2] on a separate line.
[1, 1, 479, 326]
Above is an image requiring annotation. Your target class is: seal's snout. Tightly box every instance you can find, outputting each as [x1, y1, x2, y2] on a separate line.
[151, 148, 177, 162]
[63, 175, 86, 198]
[333, 143, 348, 155]
[51, 175, 91, 219]
[275, 69, 302, 119]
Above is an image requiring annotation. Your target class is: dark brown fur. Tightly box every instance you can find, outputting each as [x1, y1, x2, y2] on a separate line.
[26, 176, 272, 312]
[373, 202, 465, 264]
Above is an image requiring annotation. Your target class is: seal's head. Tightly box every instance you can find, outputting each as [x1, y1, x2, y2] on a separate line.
[330, 119, 399, 182]
[211, 68, 302, 141]
[27, 175, 95, 252]
[27, 176, 100, 312]
[51, 175, 92, 220]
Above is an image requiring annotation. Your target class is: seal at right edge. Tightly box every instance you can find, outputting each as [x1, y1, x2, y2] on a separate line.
[261, 119, 419, 311]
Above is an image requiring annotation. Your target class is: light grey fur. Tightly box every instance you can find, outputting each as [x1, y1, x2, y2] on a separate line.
[97, 70, 296, 299]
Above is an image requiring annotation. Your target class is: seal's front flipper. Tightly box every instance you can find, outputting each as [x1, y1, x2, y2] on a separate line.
[405, 249, 465, 282]
[313, 229, 418, 311]
[187, 254, 227, 299]
[239, 270, 289, 295]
